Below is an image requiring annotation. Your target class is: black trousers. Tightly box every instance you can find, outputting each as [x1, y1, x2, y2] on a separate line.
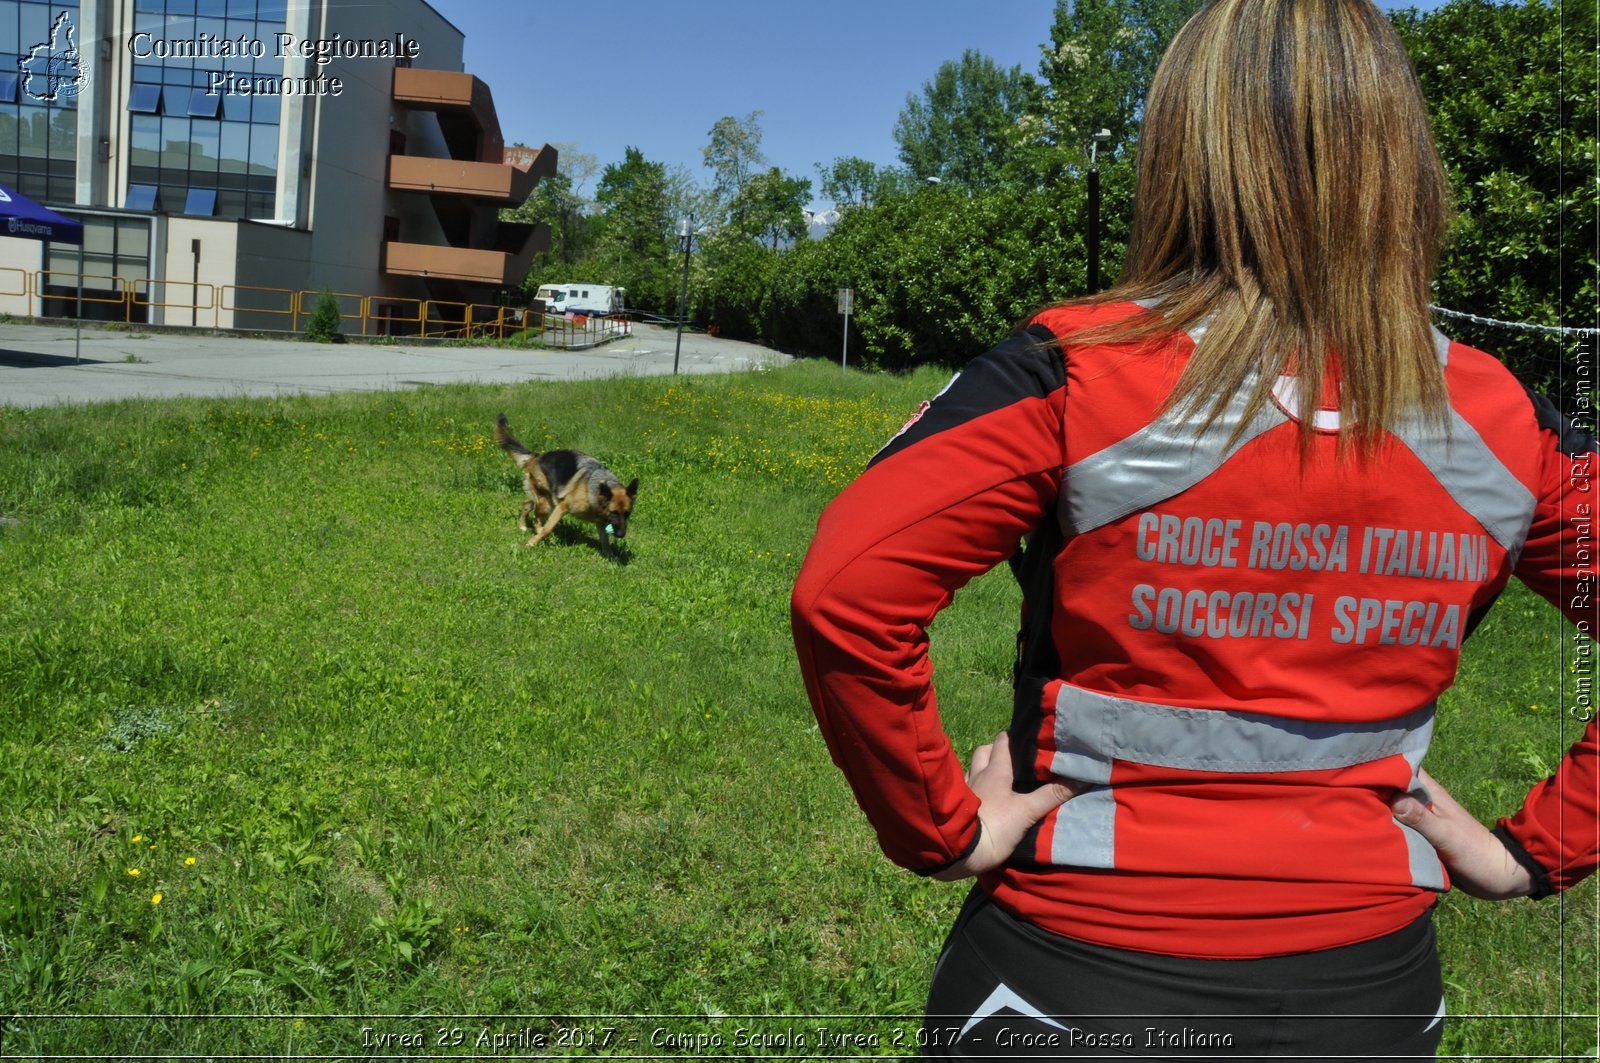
[924, 887, 1444, 1061]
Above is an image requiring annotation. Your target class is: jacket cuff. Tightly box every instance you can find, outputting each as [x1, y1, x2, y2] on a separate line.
[1492, 824, 1555, 900]
[917, 821, 983, 878]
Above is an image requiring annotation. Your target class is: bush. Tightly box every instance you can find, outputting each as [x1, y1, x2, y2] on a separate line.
[303, 290, 343, 344]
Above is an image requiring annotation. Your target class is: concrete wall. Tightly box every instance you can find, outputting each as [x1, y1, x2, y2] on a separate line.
[230, 220, 312, 331]
[157, 217, 239, 327]
[0, 237, 41, 317]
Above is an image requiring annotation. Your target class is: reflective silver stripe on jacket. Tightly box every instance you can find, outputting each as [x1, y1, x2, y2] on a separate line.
[1060, 323, 1534, 562]
[1411, 325, 1534, 562]
[1061, 372, 1288, 534]
[1047, 686, 1436, 782]
[1389, 411, 1535, 564]
[1045, 684, 1445, 888]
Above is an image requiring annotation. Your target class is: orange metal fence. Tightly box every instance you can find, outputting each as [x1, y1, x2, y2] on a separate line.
[133, 278, 217, 327]
[419, 299, 470, 339]
[219, 284, 297, 328]
[2, 271, 632, 347]
[0, 266, 28, 300]
[33, 270, 131, 319]
[368, 297, 425, 337]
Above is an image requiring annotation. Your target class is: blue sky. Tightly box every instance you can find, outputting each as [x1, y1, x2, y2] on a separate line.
[444, 0, 1062, 205]
[437, 0, 1449, 209]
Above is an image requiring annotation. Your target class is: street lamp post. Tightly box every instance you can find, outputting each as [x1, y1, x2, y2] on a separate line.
[673, 215, 695, 375]
[1087, 128, 1111, 293]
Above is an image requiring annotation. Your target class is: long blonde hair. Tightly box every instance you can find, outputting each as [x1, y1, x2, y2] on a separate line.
[1078, 0, 1452, 453]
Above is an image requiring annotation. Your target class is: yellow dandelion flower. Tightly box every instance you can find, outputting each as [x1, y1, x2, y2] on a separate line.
[131, 835, 143, 844]
[185, 856, 196, 866]
[127, 868, 141, 877]
[151, 893, 163, 905]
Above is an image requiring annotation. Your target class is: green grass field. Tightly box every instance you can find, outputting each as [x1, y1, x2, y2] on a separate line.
[0, 361, 1594, 1059]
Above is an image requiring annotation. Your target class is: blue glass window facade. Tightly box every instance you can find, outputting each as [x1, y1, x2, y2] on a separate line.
[127, 0, 287, 218]
[0, 0, 81, 204]
[181, 184, 212, 214]
[127, 82, 161, 111]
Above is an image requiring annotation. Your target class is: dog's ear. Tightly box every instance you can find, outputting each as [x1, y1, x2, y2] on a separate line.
[626, 478, 639, 498]
[597, 482, 613, 502]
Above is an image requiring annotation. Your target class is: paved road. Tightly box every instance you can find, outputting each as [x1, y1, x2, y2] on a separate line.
[0, 321, 792, 408]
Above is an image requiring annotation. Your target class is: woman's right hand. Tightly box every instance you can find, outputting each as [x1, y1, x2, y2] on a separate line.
[932, 732, 1080, 882]
[1390, 768, 1536, 900]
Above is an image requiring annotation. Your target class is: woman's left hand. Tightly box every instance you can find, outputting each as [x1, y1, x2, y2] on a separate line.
[932, 732, 1080, 882]
[1390, 768, 1535, 900]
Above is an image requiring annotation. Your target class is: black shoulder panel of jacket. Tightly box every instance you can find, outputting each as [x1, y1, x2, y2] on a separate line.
[1522, 384, 1598, 458]
[868, 323, 1064, 469]
[1462, 588, 1502, 643]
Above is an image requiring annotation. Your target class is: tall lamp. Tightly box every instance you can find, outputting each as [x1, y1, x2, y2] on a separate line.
[673, 215, 697, 375]
[1087, 128, 1111, 293]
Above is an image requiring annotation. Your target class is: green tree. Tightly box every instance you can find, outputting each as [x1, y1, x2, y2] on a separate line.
[685, 165, 810, 341]
[663, 164, 714, 241]
[734, 167, 813, 249]
[702, 112, 767, 221]
[501, 143, 597, 295]
[595, 147, 669, 257]
[893, 50, 1039, 188]
[1036, 0, 1200, 159]
[816, 156, 881, 209]
[1392, 0, 1597, 397]
[591, 146, 675, 310]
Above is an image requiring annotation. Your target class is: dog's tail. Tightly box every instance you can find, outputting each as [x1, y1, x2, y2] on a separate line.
[494, 413, 536, 467]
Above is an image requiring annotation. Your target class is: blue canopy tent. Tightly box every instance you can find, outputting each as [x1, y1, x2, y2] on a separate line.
[0, 182, 85, 362]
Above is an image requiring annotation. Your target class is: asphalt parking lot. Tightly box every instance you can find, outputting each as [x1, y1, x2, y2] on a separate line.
[0, 320, 793, 408]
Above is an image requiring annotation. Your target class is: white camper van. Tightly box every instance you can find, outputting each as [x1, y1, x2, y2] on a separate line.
[534, 283, 626, 317]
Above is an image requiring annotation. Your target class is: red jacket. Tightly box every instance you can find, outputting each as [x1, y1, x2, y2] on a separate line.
[792, 302, 1599, 958]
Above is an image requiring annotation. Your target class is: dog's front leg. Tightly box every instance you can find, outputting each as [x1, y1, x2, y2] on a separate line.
[526, 499, 569, 547]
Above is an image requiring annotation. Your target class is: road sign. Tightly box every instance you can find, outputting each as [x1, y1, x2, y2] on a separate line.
[837, 288, 854, 371]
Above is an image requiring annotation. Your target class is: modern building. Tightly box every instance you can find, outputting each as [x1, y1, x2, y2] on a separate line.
[0, 0, 552, 332]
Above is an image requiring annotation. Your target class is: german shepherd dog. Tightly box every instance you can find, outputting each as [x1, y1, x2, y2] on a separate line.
[494, 413, 638, 557]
